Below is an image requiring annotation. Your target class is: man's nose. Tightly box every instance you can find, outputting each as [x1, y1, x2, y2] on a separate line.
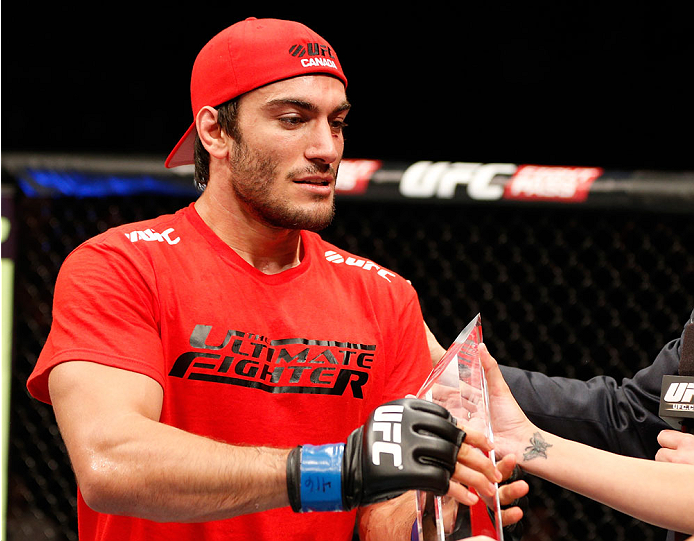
[305, 120, 341, 165]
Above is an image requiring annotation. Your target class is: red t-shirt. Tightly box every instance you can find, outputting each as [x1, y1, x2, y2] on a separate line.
[28, 203, 432, 541]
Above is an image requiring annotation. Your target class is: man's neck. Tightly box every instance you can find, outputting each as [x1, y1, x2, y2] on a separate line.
[194, 192, 303, 275]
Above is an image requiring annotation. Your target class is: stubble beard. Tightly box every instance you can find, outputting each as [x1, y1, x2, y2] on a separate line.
[228, 139, 337, 232]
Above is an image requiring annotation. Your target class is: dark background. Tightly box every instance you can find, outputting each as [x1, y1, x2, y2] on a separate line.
[3, 3, 693, 170]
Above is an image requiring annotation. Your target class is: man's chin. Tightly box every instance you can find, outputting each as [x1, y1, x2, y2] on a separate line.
[262, 203, 336, 232]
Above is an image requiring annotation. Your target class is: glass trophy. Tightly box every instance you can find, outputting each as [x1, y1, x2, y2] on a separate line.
[413, 314, 503, 541]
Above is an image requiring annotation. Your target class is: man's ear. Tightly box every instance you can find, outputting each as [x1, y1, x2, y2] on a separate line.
[196, 106, 229, 160]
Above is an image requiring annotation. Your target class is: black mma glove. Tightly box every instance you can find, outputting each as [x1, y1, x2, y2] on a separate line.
[286, 397, 466, 512]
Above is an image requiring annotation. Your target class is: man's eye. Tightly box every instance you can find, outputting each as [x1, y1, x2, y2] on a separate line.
[331, 120, 348, 132]
[280, 116, 305, 126]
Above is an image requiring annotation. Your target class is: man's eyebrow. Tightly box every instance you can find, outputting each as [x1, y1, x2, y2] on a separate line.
[265, 98, 351, 114]
[335, 101, 352, 114]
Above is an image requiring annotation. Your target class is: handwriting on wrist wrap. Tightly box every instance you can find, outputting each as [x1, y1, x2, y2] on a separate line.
[523, 432, 553, 461]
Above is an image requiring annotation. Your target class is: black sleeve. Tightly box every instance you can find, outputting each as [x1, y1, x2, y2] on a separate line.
[500, 308, 692, 460]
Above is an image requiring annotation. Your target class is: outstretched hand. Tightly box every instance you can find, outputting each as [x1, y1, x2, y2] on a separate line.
[478, 343, 537, 461]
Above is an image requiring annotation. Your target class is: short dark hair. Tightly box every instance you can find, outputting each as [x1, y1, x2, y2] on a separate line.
[193, 98, 241, 191]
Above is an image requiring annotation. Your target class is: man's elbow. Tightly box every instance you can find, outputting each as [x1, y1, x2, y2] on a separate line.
[75, 455, 137, 517]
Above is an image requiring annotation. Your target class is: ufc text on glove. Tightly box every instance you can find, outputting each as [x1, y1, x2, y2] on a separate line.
[286, 397, 466, 512]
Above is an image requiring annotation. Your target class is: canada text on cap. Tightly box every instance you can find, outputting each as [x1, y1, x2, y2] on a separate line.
[165, 17, 348, 168]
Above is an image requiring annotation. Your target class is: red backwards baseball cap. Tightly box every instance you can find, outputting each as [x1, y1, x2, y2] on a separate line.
[165, 17, 348, 168]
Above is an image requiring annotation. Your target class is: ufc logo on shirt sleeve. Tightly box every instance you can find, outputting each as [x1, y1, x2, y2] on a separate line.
[370, 404, 404, 469]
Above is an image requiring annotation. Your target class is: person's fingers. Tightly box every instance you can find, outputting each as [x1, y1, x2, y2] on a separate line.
[655, 429, 694, 464]
[451, 451, 500, 498]
[500, 506, 524, 527]
[495, 454, 517, 481]
[498, 479, 529, 506]
[446, 480, 480, 506]
[459, 442, 502, 482]
[655, 447, 680, 463]
[457, 395, 479, 415]
[459, 381, 483, 403]
[478, 343, 506, 395]
[658, 429, 685, 448]
[457, 424, 493, 454]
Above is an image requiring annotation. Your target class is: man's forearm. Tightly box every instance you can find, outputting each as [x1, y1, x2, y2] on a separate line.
[49, 361, 292, 523]
[73, 413, 291, 522]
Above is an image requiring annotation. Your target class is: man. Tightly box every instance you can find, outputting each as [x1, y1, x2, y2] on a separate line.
[27, 17, 523, 541]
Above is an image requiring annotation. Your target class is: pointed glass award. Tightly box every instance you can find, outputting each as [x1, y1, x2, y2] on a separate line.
[413, 314, 503, 541]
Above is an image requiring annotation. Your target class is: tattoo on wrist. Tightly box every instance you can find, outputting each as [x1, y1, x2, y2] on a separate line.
[523, 432, 552, 461]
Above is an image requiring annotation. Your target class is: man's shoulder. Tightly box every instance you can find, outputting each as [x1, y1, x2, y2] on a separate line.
[75, 206, 190, 253]
[306, 232, 413, 290]
[61, 206, 193, 274]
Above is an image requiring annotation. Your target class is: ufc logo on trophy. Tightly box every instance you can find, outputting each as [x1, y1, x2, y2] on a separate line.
[370, 404, 404, 468]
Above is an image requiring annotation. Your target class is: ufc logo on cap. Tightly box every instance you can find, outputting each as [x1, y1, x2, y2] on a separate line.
[370, 404, 404, 469]
[288, 42, 335, 58]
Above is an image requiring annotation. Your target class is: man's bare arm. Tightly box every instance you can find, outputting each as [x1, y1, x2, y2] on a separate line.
[49, 361, 290, 522]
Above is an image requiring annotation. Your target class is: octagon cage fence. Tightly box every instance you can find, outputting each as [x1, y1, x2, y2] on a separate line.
[2, 153, 694, 541]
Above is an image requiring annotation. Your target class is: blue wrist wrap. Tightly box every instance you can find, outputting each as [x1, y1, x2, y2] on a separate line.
[299, 443, 345, 512]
